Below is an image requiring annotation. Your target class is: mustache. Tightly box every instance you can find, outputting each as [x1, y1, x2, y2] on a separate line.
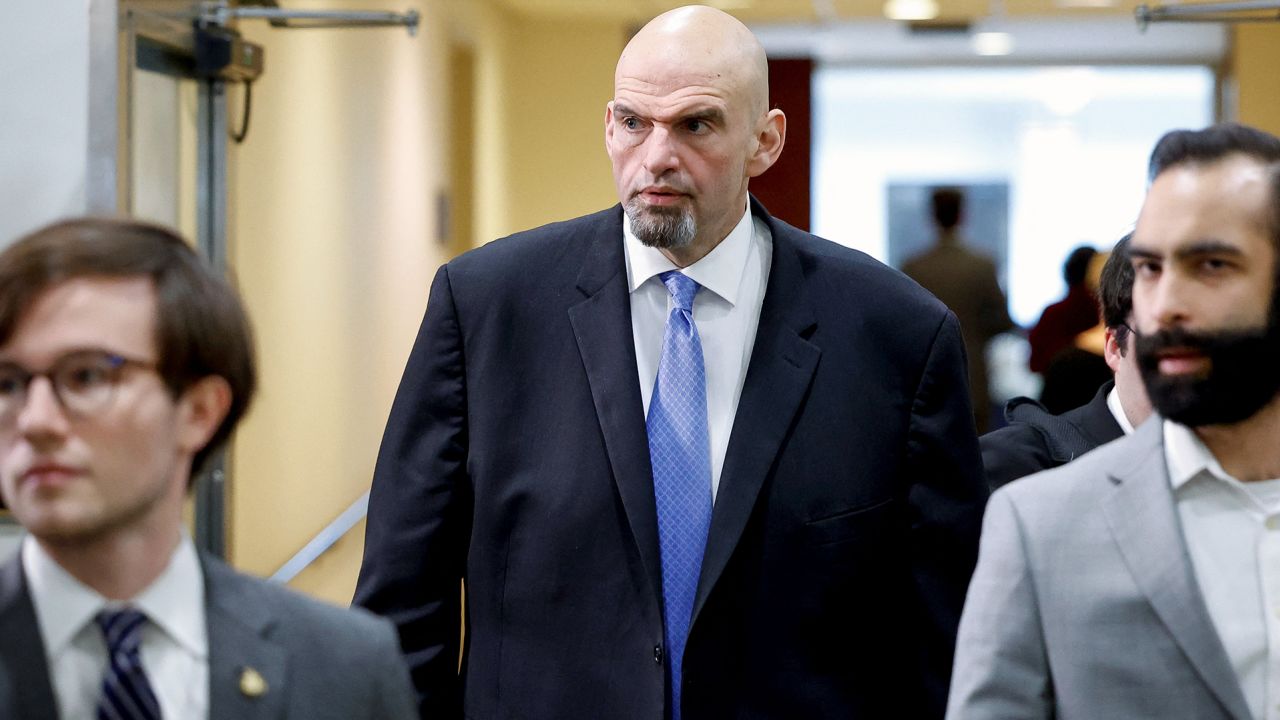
[1134, 322, 1275, 375]
[1134, 326, 1214, 354]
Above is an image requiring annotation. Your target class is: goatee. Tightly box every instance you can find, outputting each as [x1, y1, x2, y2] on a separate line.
[625, 198, 696, 250]
[1135, 309, 1280, 427]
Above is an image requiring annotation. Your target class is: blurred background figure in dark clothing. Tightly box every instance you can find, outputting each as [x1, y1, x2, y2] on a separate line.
[982, 235, 1152, 489]
[903, 187, 1016, 433]
[1037, 249, 1113, 413]
[1027, 245, 1100, 376]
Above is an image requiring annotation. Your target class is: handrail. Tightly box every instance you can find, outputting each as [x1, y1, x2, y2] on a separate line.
[200, 3, 421, 36]
[270, 491, 369, 584]
[1136, 0, 1280, 28]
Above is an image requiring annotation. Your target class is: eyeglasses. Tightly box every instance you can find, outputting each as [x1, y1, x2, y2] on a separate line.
[0, 350, 158, 425]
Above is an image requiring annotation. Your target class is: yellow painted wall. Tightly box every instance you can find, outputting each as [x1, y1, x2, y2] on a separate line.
[220, 0, 627, 607]
[448, 42, 476, 257]
[472, 0, 516, 246]
[227, 0, 451, 604]
[469, 3, 624, 246]
[502, 11, 623, 235]
[1231, 26, 1280, 136]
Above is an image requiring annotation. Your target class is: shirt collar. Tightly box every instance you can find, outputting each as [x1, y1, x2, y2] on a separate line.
[1106, 385, 1135, 435]
[1164, 419, 1236, 491]
[131, 535, 207, 659]
[23, 534, 207, 659]
[623, 204, 754, 306]
[23, 536, 103, 657]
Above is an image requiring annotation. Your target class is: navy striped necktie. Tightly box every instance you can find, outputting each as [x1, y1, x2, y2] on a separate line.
[96, 607, 162, 720]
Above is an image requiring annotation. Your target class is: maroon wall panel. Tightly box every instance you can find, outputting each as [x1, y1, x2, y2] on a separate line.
[751, 58, 813, 232]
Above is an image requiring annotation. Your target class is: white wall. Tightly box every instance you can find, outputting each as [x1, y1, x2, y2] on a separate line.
[0, 2, 91, 246]
[812, 65, 1214, 326]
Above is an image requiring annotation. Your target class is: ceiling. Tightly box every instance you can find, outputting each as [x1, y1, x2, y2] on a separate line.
[493, 0, 1227, 64]
[494, 0, 1151, 23]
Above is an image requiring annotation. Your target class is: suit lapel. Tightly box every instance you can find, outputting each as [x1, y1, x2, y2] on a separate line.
[0, 555, 59, 720]
[692, 208, 819, 623]
[202, 556, 288, 720]
[1101, 420, 1253, 720]
[566, 207, 664, 605]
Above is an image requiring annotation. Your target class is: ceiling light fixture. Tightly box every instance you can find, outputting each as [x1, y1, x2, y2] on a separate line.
[972, 31, 1014, 55]
[884, 0, 941, 21]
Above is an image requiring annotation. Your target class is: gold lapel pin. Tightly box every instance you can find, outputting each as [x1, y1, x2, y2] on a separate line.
[239, 667, 268, 698]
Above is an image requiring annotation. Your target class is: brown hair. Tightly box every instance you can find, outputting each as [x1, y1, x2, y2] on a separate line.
[930, 187, 963, 230]
[1148, 122, 1280, 254]
[0, 217, 256, 480]
[1098, 234, 1135, 352]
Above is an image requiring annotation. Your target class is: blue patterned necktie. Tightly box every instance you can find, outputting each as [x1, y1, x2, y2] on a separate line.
[96, 607, 163, 720]
[647, 270, 713, 720]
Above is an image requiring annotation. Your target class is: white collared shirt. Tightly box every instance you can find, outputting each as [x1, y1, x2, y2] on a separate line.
[23, 534, 209, 719]
[624, 206, 772, 502]
[1165, 420, 1280, 720]
[1106, 386, 1136, 435]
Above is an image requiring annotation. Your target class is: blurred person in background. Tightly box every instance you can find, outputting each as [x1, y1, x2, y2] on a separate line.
[1036, 249, 1114, 413]
[981, 234, 1152, 490]
[1027, 244, 1100, 376]
[904, 187, 1016, 433]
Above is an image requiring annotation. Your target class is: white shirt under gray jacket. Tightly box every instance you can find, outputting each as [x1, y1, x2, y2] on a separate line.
[947, 416, 1280, 720]
[0, 539, 417, 720]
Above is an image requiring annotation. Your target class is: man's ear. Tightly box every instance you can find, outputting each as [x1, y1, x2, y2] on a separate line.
[176, 376, 232, 454]
[1103, 326, 1123, 374]
[604, 101, 616, 154]
[746, 108, 786, 178]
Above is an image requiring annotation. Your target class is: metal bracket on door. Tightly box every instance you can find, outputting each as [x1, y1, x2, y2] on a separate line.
[1137, 0, 1280, 28]
[199, 2, 420, 36]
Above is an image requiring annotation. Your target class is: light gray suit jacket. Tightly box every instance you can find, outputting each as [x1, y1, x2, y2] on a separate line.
[0, 551, 416, 720]
[947, 418, 1254, 720]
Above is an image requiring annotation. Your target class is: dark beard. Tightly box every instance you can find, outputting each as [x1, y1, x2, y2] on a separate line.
[625, 198, 695, 249]
[1135, 308, 1280, 427]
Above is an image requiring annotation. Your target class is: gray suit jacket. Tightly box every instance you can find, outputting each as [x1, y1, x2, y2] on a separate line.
[0, 550, 416, 720]
[947, 418, 1253, 720]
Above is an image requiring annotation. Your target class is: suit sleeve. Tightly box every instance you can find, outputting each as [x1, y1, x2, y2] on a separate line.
[945, 489, 1054, 720]
[903, 310, 990, 716]
[353, 264, 471, 719]
[369, 617, 423, 720]
[980, 424, 1054, 491]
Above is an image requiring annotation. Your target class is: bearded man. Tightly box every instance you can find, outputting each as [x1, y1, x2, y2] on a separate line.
[948, 122, 1280, 720]
[354, 5, 986, 719]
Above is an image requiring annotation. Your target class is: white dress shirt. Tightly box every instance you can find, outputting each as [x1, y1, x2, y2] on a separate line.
[23, 534, 210, 719]
[1106, 385, 1136, 435]
[624, 206, 772, 502]
[1165, 420, 1280, 720]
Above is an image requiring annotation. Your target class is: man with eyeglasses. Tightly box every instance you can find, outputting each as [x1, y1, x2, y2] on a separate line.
[0, 217, 416, 719]
[979, 235, 1153, 490]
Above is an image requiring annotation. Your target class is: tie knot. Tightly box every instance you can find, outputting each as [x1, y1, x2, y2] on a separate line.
[96, 607, 149, 654]
[659, 271, 700, 311]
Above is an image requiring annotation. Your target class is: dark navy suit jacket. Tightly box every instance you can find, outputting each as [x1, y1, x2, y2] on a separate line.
[354, 201, 987, 719]
[981, 381, 1125, 490]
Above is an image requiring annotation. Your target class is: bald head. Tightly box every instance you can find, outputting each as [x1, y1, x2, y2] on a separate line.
[605, 5, 784, 266]
[617, 6, 770, 117]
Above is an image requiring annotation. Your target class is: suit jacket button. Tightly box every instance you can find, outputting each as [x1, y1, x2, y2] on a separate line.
[654, 644, 663, 664]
